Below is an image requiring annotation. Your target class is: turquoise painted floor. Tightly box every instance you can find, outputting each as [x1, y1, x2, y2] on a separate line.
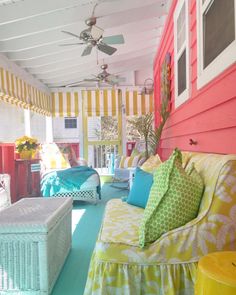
[51, 183, 128, 295]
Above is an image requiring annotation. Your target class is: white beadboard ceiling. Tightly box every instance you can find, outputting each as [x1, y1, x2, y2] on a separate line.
[0, 0, 171, 88]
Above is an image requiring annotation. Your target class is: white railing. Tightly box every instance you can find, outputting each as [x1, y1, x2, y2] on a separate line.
[88, 144, 119, 174]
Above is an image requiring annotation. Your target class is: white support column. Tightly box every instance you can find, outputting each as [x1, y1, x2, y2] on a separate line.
[24, 109, 31, 136]
[46, 116, 53, 143]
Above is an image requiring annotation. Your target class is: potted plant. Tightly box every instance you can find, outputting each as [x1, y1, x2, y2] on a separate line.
[15, 135, 39, 160]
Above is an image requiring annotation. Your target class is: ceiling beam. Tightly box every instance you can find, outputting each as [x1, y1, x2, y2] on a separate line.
[0, 1, 166, 40]
[0, 0, 160, 25]
[16, 36, 159, 69]
[34, 47, 157, 80]
[42, 54, 154, 86]
[0, 16, 164, 52]
[6, 29, 160, 61]
[28, 46, 157, 76]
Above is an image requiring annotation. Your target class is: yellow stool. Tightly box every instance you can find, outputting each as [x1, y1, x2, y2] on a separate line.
[195, 252, 236, 295]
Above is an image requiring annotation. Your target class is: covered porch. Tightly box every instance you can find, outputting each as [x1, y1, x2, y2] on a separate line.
[0, 0, 236, 294]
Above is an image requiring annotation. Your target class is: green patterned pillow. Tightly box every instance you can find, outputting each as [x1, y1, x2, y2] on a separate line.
[139, 149, 204, 248]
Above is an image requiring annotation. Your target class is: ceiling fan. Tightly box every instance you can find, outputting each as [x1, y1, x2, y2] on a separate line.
[59, 3, 125, 56]
[65, 64, 126, 87]
[139, 78, 154, 95]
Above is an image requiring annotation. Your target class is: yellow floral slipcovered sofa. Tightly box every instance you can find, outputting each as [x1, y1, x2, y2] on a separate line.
[84, 151, 236, 295]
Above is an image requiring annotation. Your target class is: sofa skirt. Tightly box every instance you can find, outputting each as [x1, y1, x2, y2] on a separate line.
[84, 253, 198, 295]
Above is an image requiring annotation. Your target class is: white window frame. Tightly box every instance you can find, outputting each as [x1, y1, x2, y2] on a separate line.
[64, 117, 77, 129]
[197, 0, 236, 89]
[174, 0, 190, 108]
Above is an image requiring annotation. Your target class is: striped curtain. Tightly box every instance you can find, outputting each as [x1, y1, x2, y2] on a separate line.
[51, 91, 79, 117]
[0, 67, 30, 109]
[0, 67, 51, 115]
[125, 90, 154, 116]
[83, 89, 120, 117]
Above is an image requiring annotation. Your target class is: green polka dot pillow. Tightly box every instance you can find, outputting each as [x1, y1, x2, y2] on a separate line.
[139, 148, 204, 248]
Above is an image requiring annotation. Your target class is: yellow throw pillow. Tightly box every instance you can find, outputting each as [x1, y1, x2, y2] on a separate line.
[119, 155, 141, 168]
[40, 143, 71, 170]
[141, 154, 162, 173]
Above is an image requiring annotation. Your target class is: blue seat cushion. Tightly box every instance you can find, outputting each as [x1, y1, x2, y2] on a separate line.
[126, 167, 153, 208]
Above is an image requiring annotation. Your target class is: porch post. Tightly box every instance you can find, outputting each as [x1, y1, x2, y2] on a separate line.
[24, 108, 31, 136]
[46, 116, 53, 142]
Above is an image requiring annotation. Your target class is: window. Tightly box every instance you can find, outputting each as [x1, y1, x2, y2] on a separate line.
[174, 0, 190, 108]
[197, 0, 236, 88]
[64, 117, 77, 129]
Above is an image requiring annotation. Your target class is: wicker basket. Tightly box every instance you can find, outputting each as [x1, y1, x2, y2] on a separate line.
[0, 197, 73, 294]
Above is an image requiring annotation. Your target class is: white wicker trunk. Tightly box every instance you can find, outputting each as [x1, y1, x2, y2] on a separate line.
[0, 197, 73, 295]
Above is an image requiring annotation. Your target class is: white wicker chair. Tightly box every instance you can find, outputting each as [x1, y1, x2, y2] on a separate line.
[0, 174, 11, 211]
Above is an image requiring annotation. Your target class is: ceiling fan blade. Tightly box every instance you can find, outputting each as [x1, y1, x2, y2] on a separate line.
[116, 77, 126, 82]
[102, 34, 125, 45]
[61, 30, 81, 39]
[82, 45, 93, 56]
[91, 25, 104, 40]
[97, 43, 117, 55]
[84, 78, 100, 82]
[107, 75, 126, 83]
[59, 43, 84, 46]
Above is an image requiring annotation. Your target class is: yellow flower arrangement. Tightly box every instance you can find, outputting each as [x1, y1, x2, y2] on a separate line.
[15, 135, 38, 153]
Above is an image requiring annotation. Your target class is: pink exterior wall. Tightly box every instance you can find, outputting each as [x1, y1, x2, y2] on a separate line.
[154, 0, 236, 159]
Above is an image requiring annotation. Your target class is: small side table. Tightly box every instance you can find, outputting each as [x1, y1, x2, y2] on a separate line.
[195, 251, 236, 295]
[15, 159, 41, 201]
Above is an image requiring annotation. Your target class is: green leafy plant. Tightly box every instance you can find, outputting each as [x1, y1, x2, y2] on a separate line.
[149, 96, 170, 156]
[15, 135, 38, 152]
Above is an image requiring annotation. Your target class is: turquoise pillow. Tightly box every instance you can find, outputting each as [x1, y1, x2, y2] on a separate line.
[126, 167, 153, 208]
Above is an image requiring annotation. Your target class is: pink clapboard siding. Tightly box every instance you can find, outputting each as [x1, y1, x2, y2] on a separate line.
[154, 0, 236, 160]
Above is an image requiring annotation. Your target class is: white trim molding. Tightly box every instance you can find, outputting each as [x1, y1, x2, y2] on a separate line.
[174, 0, 190, 108]
[197, 0, 236, 89]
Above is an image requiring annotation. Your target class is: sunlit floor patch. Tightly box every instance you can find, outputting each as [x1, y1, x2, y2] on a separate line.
[71, 209, 86, 234]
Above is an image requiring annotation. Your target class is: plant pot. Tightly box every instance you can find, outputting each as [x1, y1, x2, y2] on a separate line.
[19, 150, 34, 160]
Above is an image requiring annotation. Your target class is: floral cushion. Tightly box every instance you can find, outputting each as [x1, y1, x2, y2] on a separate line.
[139, 149, 204, 247]
[141, 154, 162, 173]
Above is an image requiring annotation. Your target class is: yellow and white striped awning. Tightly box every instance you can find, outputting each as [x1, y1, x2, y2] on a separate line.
[0, 67, 51, 116]
[0, 67, 30, 109]
[125, 90, 154, 116]
[28, 85, 51, 116]
[51, 91, 80, 117]
[83, 89, 121, 117]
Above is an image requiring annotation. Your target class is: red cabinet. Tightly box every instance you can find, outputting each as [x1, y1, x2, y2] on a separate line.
[0, 144, 41, 203]
[15, 159, 41, 201]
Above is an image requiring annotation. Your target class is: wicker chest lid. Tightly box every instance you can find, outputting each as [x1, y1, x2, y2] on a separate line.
[0, 197, 73, 234]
